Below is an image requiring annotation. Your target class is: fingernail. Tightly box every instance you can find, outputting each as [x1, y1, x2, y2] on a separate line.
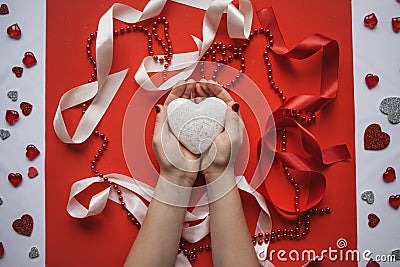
[155, 105, 160, 114]
[232, 103, 240, 112]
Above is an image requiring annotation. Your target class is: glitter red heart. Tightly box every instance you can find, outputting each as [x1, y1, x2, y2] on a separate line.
[12, 214, 33, 237]
[12, 66, 23, 77]
[364, 13, 378, 29]
[26, 145, 40, 160]
[22, 52, 37, 67]
[8, 173, 22, 187]
[364, 123, 390, 150]
[389, 194, 400, 209]
[365, 74, 379, 89]
[392, 17, 400, 33]
[366, 258, 380, 267]
[7, 23, 21, 39]
[28, 167, 38, 178]
[5, 110, 19, 125]
[383, 167, 396, 182]
[20, 102, 33, 116]
[0, 4, 9, 15]
[0, 242, 4, 258]
[368, 213, 380, 228]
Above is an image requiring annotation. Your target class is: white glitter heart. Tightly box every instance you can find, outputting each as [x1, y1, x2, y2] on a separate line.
[167, 97, 227, 154]
[380, 97, 400, 124]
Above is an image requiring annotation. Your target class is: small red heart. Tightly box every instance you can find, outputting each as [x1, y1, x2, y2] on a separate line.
[365, 74, 379, 89]
[12, 66, 23, 77]
[22, 51, 37, 67]
[8, 173, 22, 187]
[7, 23, 21, 39]
[0, 4, 9, 15]
[26, 144, 40, 160]
[12, 214, 33, 237]
[5, 110, 19, 125]
[366, 258, 380, 267]
[0, 242, 4, 258]
[392, 17, 400, 33]
[368, 213, 380, 228]
[20, 102, 33, 116]
[28, 167, 38, 178]
[389, 194, 400, 209]
[364, 123, 390, 150]
[383, 167, 396, 182]
[364, 13, 378, 29]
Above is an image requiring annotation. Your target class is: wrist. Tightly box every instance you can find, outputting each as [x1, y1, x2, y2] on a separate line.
[159, 170, 196, 187]
[202, 167, 234, 184]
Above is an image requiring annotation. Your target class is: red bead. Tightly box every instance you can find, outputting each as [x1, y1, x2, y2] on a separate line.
[392, 17, 400, 32]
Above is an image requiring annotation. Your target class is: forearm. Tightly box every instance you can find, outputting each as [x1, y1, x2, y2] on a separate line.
[207, 172, 259, 267]
[124, 176, 191, 267]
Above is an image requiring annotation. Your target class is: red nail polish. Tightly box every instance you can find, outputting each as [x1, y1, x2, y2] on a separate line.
[155, 105, 160, 114]
[232, 103, 240, 112]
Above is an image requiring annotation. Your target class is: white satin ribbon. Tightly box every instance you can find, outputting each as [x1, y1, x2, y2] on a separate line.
[67, 174, 272, 266]
[53, 0, 252, 144]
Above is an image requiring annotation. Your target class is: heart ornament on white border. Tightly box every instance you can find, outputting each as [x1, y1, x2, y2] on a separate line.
[167, 97, 227, 154]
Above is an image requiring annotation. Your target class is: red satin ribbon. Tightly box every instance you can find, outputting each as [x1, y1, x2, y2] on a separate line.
[256, 7, 351, 214]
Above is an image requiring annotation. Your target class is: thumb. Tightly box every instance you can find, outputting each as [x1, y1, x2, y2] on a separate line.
[224, 103, 243, 146]
[153, 104, 168, 140]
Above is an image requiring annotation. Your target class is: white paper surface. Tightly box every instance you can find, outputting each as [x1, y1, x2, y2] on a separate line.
[353, 0, 400, 266]
[0, 0, 46, 266]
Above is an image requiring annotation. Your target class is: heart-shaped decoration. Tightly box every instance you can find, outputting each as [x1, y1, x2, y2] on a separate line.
[391, 249, 400, 261]
[380, 97, 400, 124]
[0, 242, 4, 258]
[20, 102, 33, 116]
[365, 74, 379, 89]
[8, 173, 22, 187]
[7, 23, 21, 39]
[5, 110, 19, 125]
[26, 145, 40, 160]
[392, 17, 400, 33]
[167, 97, 227, 154]
[0, 4, 9, 15]
[361, 190, 375, 205]
[22, 52, 37, 67]
[7, 90, 18, 102]
[12, 66, 23, 77]
[364, 123, 390, 150]
[12, 214, 33, 236]
[28, 247, 39, 259]
[383, 167, 396, 182]
[366, 258, 380, 267]
[28, 167, 38, 178]
[364, 13, 378, 29]
[389, 194, 400, 209]
[368, 213, 380, 228]
[0, 129, 10, 140]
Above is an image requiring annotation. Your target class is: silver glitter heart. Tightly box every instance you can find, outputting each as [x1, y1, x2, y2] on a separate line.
[7, 90, 18, 102]
[28, 247, 39, 259]
[0, 197, 3, 205]
[391, 249, 400, 261]
[380, 97, 400, 124]
[0, 129, 10, 140]
[361, 190, 375, 205]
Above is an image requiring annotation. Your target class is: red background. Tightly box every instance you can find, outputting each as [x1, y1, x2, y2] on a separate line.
[46, 0, 355, 266]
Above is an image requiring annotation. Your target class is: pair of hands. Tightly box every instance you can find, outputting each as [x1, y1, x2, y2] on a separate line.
[152, 79, 243, 187]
